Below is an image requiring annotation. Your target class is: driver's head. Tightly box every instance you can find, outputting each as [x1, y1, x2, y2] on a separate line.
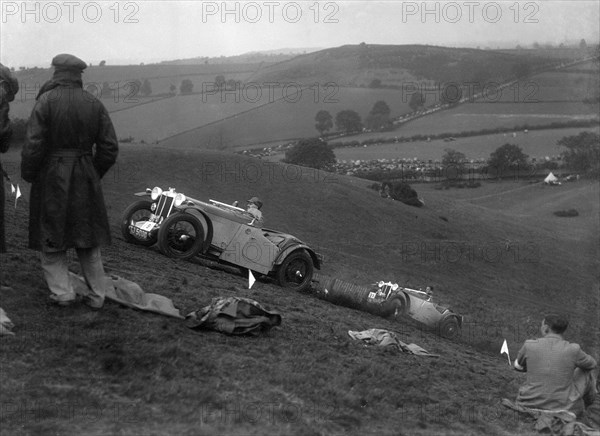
[247, 197, 263, 210]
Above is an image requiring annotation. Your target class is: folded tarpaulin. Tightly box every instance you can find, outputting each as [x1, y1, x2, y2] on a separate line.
[348, 328, 440, 357]
[186, 296, 282, 335]
[69, 273, 184, 319]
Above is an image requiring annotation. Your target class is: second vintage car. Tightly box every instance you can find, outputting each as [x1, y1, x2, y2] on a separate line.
[121, 187, 322, 292]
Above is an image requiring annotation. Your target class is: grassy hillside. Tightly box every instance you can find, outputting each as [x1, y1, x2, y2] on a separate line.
[249, 44, 570, 88]
[158, 56, 599, 150]
[1, 143, 597, 435]
[9, 63, 262, 119]
[9, 46, 595, 147]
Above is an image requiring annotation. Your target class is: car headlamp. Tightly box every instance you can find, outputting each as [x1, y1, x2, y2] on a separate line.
[174, 193, 186, 207]
[151, 187, 163, 200]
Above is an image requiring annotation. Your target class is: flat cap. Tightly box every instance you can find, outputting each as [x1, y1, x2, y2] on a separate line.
[51, 53, 87, 71]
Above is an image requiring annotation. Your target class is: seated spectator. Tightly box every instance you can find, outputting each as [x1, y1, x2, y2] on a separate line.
[514, 313, 597, 415]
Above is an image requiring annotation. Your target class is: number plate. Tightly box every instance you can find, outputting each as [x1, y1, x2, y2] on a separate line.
[129, 221, 156, 240]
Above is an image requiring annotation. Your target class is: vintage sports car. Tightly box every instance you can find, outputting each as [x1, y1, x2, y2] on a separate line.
[313, 276, 462, 339]
[121, 187, 322, 291]
[370, 281, 463, 338]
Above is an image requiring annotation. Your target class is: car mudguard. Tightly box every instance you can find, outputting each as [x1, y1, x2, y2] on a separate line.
[181, 207, 214, 254]
[274, 244, 321, 270]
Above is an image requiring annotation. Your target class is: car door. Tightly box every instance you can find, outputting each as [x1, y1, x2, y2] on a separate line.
[219, 225, 279, 274]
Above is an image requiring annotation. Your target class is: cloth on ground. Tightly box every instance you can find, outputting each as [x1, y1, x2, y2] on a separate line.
[347, 328, 439, 357]
[502, 398, 600, 436]
[69, 272, 183, 318]
[186, 296, 281, 335]
[0, 307, 14, 336]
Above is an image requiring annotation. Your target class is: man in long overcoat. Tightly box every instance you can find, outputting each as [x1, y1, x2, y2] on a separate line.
[21, 54, 119, 308]
[0, 63, 19, 253]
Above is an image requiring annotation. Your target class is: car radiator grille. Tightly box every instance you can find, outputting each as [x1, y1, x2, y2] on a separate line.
[155, 195, 175, 218]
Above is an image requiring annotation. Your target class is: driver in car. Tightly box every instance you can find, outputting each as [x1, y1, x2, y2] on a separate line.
[232, 197, 264, 226]
[245, 197, 264, 227]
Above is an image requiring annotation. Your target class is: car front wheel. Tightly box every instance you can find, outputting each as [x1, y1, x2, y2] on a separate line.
[386, 295, 408, 318]
[157, 213, 205, 260]
[276, 249, 314, 292]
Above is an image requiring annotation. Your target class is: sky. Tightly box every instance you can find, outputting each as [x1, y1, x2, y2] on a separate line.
[1, 0, 599, 67]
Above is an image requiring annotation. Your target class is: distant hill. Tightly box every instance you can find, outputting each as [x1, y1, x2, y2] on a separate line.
[248, 43, 586, 87]
[159, 47, 323, 65]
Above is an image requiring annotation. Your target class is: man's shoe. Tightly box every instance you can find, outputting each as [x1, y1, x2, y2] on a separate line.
[84, 297, 104, 310]
[50, 293, 78, 306]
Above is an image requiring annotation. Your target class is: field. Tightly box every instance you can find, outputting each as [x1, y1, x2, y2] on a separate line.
[260, 126, 599, 165]
[1, 142, 598, 436]
[8, 63, 260, 120]
[9, 54, 598, 149]
[158, 62, 599, 149]
[159, 87, 413, 149]
[330, 127, 599, 162]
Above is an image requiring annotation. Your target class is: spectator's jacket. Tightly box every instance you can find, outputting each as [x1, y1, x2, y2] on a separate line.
[21, 71, 118, 251]
[0, 64, 18, 253]
[515, 333, 597, 412]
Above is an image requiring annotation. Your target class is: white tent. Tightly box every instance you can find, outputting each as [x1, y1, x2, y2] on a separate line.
[544, 172, 559, 184]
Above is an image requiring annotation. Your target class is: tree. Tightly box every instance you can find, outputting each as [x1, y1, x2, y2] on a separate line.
[488, 143, 529, 173]
[215, 75, 226, 89]
[180, 79, 194, 94]
[335, 110, 362, 133]
[140, 78, 152, 96]
[169, 84, 176, 94]
[408, 92, 425, 112]
[381, 181, 423, 207]
[314, 110, 333, 135]
[579, 39, 587, 50]
[99, 60, 106, 66]
[368, 78, 381, 88]
[442, 148, 467, 178]
[284, 138, 336, 170]
[366, 100, 391, 130]
[558, 132, 600, 172]
[226, 79, 238, 90]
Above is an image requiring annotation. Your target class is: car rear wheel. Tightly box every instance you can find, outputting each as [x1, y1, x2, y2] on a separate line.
[121, 200, 157, 246]
[276, 249, 314, 292]
[439, 317, 461, 339]
[157, 213, 205, 260]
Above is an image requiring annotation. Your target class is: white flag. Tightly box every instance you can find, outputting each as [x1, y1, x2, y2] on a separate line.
[248, 270, 256, 289]
[15, 185, 21, 208]
[11, 184, 15, 194]
[501, 339, 511, 365]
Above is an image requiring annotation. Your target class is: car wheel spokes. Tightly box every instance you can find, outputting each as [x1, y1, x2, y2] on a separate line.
[169, 222, 196, 253]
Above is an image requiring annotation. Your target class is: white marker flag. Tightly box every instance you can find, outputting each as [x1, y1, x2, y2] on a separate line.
[11, 184, 15, 194]
[248, 270, 256, 289]
[501, 339, 511, 366]
[15, 185, 21, 208]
